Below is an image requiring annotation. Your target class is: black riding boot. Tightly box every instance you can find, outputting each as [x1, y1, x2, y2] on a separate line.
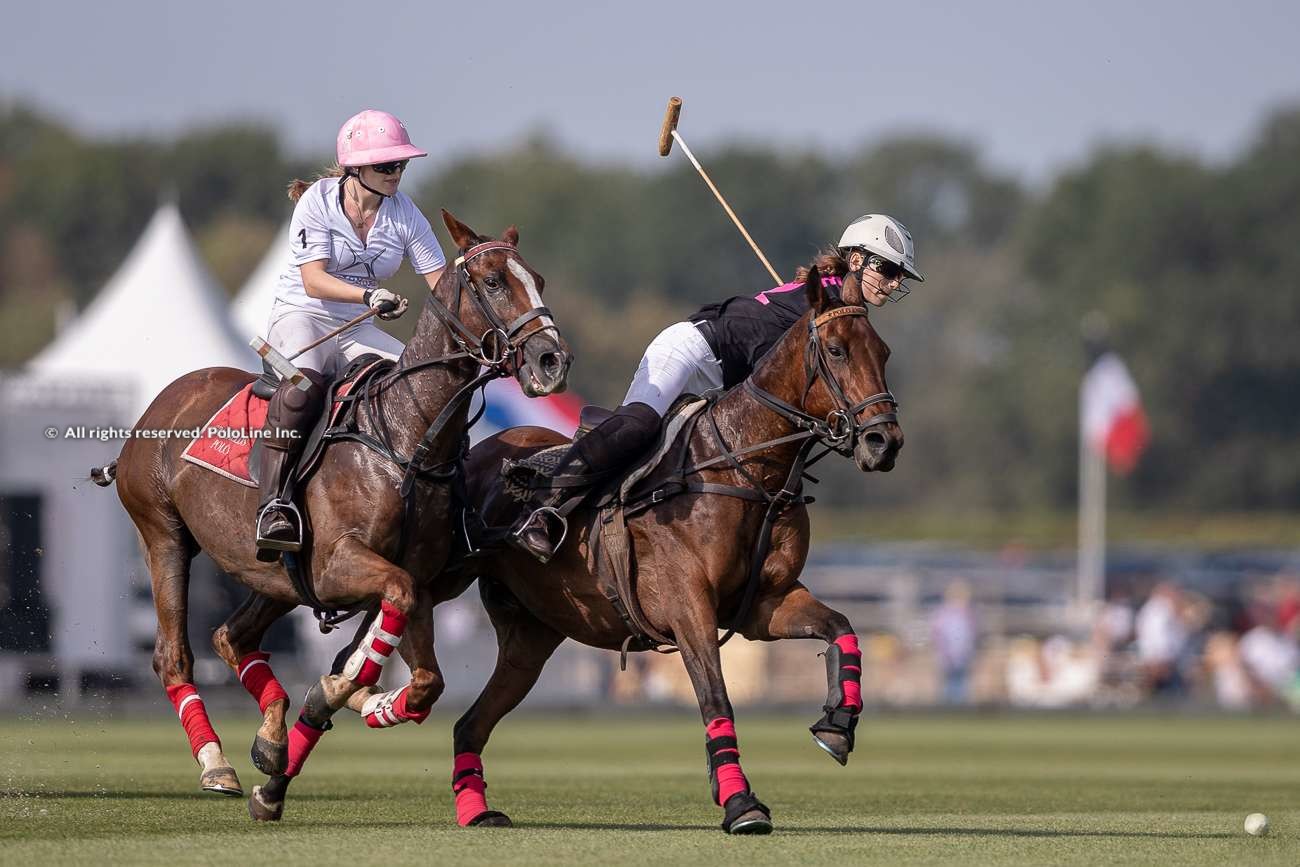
[254, 372, 324, 562]
[510, 402, 661, 563]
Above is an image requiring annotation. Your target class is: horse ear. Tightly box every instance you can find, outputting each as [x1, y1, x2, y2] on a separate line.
[441, 209, 480, 251]
[804, 265, 828, 312]
[502, 225, 519, 246]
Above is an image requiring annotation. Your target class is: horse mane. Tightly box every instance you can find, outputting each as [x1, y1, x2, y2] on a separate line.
[794, 247, 849, 282]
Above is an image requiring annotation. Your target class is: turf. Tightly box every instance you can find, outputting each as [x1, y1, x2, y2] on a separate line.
[1, 711, 1296, 865]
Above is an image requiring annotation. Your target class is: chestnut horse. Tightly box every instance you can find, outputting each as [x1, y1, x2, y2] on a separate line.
[97, 212, 571, 814]
[442, 266, 902, 834]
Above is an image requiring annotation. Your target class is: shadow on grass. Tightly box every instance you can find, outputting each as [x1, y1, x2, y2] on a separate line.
[517, 821, 1235, 840]
[0, 790, 332, 802]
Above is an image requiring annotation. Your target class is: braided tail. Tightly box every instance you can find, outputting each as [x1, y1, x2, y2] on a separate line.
[89, 459, 118, 487]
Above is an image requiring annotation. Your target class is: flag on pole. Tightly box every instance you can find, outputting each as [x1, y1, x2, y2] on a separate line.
[1081, 352, 1149, 474]
[470, 376, 584, 445]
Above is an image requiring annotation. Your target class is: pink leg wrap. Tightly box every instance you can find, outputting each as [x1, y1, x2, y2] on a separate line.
[285, 718, 328, 778]
[354, 601, 408, 686]
[165, 683, 219, 758]
[237, 651, 290, 713]
[363, 685, 431, 728]
[705, 717, 750, 806]
[833, 634, 864, 711]
[452, 752, 491, 826]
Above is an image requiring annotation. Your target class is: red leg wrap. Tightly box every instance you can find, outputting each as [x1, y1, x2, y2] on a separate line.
[355, 601, 408, 686]
[285, 717, 327, 778]
[237, 651, 290, 713]
[364, 685, 431, 728]
[705, 717, 750, 806]
[452, 752, 490, 826]
[834, 634, 864, 711]
[165, 683, 219, 758]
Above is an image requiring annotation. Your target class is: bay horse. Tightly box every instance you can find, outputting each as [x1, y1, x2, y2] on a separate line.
[442, 266, 902, 834]
[97, 211, 571, 812]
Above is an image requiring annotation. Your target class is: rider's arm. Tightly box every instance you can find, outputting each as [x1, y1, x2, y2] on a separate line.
[299, 260, 368, 304]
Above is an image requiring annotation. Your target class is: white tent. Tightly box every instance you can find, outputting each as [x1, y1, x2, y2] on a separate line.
[29, 201, 258, 421]
[231, 224, 288, 342]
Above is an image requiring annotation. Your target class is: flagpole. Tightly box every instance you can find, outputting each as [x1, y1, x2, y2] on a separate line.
[1077, 312, 1109, 625]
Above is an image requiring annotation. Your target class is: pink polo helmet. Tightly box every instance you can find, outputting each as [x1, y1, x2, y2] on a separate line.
[336, 109, 428, 168]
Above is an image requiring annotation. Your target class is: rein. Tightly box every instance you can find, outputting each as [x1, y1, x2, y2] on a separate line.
[297, 240, 558, 630]
[606, 303, 899, 660]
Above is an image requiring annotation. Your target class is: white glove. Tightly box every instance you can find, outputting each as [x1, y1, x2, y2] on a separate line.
[363, 287, 408, 320]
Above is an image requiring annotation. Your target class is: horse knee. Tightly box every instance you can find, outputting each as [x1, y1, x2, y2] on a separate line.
[152, 639, 191, 686]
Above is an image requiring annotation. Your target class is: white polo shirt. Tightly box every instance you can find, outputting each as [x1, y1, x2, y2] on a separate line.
[275, 176, 446, 319]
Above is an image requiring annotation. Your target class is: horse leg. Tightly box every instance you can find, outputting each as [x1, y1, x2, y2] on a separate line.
[143, 524, 241, 796]
[671, 600, 772, 835]
[742, 582, 861, 765]
[355, 588, 444, 729]
[449, 579, 564, 828]
[249, 540, 416, 821]
[212, 592, 294, 775]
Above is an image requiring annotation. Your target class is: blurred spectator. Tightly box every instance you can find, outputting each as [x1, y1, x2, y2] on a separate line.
[930, 580, 977, 705]
[1202, 631, 1252, 710]
[1094, 590, 1134, 652]
[1135, 581, 1188, 695]
[1005, 635, 1100, 708]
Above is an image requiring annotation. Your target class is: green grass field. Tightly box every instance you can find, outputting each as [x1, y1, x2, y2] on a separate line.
[1, 711, 1297, 865]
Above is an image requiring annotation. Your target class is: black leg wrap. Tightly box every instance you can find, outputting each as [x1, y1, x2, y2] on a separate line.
[705, 735, 742, 806]
[721, 791, 772, 835]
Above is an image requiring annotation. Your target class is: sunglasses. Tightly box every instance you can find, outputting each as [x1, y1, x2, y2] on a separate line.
[370, 160, 409, 175]
[866, 255, 906, 283]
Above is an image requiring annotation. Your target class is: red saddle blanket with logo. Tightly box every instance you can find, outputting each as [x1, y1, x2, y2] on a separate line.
[181, 365, 380, 487]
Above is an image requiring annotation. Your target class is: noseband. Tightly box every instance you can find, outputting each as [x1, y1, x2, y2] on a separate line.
[423, 240, 557, 371]
[743, 305, 897, 456]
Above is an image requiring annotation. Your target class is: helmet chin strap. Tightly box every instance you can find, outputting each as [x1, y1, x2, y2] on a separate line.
[346, 168, 390, 199]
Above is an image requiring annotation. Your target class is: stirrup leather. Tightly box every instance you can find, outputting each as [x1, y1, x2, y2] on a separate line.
[255, 498, 304, 552]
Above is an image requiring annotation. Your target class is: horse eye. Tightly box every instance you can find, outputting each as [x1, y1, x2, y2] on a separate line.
[484, 276, 503, 291]
[827, 344, 846, 359]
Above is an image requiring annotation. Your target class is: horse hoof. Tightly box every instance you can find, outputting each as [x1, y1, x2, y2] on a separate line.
[721, 792, 773, 835]
[200, 766, 243, 796]
[811, 731, 851, 766]
[466, 810, 512, 828]
[248, 785, 284, 822]
[727, 811, 774, 835]
[251, 735, 288, 776]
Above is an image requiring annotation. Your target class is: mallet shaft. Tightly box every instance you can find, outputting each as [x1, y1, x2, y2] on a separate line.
[670, 130, 783, 285]
[287, 309, 378, 361]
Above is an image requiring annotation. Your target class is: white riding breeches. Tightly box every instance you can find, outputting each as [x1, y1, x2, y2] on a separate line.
[622, 321, 724, 417]
[265, 301, 405, 378]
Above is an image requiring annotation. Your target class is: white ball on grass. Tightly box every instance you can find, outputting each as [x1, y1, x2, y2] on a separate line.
[1244, 813, 1269, 837]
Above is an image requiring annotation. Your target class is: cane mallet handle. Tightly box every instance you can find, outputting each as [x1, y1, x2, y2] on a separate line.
[286, 308, 380, 361]
[658, 96, 682, 157]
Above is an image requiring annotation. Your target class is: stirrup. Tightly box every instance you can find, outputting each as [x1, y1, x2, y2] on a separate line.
[255, 499, 303, 552]
[510, 506, 569, 562]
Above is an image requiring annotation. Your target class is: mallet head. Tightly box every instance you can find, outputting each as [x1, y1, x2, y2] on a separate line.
[658, 97, 682, 157]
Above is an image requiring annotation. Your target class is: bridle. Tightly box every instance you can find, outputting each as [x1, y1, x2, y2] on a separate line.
[421, 240, 558, 372]
[743, 303, 898, 458]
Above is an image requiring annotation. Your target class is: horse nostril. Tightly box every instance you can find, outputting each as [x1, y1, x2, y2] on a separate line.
[864, 431, 889, 454]
[539, 351, 561, 377]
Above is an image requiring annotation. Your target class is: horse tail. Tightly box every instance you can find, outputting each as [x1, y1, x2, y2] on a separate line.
[89, 458, 118, 487]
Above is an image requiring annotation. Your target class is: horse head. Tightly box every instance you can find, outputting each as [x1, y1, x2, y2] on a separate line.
[798, 265, 903, 472]
[440, 210, 573, 396]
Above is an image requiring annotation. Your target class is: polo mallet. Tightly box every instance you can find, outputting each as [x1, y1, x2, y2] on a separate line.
[658, 96, 783, 285]
[250, 305, 389, 391]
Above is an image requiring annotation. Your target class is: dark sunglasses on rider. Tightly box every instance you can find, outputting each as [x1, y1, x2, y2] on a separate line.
[370, 160, 409, 175]
[866, 255, 906, 283]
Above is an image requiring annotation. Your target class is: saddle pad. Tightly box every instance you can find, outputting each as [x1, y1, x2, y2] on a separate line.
[619, 398, 706, 501]
[180, 383, 267, 487]
[501, 444, 569, 501]
[180, 359, 386, 487]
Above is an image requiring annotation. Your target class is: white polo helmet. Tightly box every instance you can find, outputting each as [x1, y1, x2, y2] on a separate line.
[837, 214, 924, 282]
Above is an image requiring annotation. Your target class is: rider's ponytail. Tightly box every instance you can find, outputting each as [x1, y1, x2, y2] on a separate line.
[287, 164, 346, 202]
[795, 247, 849, 282]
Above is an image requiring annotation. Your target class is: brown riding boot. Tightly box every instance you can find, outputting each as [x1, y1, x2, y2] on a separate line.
[254, 373, 324, 562]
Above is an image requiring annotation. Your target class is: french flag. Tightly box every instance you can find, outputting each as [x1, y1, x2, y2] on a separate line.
[1081, 352, 1149, 475]
[470, 376, 584, 445]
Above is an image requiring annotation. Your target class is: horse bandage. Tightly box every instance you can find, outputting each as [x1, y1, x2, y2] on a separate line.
[285, 715, 330, 778]
[452, 752, 491, 826]
[237, 651, 290, 713]
[362, 685, 429, 728]
[705, 717, 750, 807]
[343, 601, 407, 686]
[827, 634, 863, 712]
[165, 683, 220, 758]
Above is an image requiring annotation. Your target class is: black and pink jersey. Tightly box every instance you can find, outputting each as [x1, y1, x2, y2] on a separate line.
[691, 274, 844, 388]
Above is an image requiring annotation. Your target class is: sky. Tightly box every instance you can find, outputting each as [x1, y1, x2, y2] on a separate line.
[6, 0, 1300, 185]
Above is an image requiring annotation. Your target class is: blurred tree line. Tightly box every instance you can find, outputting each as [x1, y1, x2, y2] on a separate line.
[2, 102, 1297, 513]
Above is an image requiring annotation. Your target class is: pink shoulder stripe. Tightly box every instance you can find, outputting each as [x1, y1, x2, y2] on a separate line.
[753, 275, 843, 305]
